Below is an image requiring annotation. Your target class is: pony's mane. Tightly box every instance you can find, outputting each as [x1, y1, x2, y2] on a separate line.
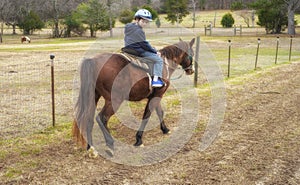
[159, 41, 189, 60]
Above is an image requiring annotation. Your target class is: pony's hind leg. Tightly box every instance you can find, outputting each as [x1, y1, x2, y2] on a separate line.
[96, 114, 114, 155]
[86, 91, 101, 156]
[96, 100, 121, 156]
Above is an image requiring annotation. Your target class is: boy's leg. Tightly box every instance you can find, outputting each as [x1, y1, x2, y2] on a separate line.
[141, 51, 163, 78]
[141, 52, 164, 87]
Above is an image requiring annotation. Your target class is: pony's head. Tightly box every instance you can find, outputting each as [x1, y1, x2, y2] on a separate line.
[160, 38, 196, 75]
[178, 38, 195, 75]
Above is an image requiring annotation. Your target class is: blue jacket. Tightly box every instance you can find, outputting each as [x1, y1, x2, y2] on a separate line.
[124, 23, 157, 54]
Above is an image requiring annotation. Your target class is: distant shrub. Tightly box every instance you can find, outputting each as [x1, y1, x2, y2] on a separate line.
[221, 13, 235, 28]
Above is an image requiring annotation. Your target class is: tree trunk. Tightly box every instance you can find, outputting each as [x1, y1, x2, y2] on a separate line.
[287, 4, 296, 35]
[287, 10, 295, 35]
[109, 16, 113, 37]
[286, 0, 300, 35]
[0, 22, 3, 43]
[192, 0, 196, 28]
[53, 21, 59, 38]
[12, 24, 16, 35]
[53, 0, 60, 38]
[90, 26, 95, 37]
[107, 0, 113, 37]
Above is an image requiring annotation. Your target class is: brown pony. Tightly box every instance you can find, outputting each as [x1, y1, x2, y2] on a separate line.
[73, 38, 195, 156]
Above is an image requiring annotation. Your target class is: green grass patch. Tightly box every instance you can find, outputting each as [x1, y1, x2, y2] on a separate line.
[4, 168, 22, 179]
[0, 122, 72, 158]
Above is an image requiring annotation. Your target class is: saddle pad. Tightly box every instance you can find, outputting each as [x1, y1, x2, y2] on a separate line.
[118, 53, 153, 74]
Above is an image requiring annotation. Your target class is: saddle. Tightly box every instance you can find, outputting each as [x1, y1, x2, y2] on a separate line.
[120, 48, 154, 75]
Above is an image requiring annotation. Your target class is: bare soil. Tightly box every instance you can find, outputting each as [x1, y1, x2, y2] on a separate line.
[1, 60, 299, 184]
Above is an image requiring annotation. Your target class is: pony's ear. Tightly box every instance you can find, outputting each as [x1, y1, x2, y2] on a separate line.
[190, 38, 195, 47]
[179, 37, 183, 42]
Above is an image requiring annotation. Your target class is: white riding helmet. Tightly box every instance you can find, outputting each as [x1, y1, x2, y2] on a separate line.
[134, 9, 153, 21]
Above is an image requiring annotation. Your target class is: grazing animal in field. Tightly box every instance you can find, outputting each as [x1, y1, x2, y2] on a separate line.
[72, 38, 195, 157]
[21, 36, 31, 43]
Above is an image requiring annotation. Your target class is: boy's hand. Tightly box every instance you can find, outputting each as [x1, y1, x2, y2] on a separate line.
[157, 51, 161, 57]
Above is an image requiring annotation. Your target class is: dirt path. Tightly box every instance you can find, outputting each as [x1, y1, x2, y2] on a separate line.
[1, 62, 299, 184]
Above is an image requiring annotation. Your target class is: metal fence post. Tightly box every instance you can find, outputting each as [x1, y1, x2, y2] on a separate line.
[255, 38, 261, 70]
[194, 36, 200, 87]
[50, 54, 55, 127]
[228, 40, 231, 78]
[275, 37, 279, 64]
[289, 36, 293, 61]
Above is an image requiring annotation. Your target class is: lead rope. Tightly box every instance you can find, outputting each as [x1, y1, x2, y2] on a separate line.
[163, 57, 170, 80]
[163, 57, 184, 81]
[170, 69, 185, 80]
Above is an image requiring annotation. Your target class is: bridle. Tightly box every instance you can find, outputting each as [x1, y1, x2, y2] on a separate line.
[161, 42, 194, 80]
[180, 47, 194, 72]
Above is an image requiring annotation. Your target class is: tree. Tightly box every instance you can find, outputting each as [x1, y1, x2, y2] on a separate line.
[235, 10, 255, 28]
[38, 0, 83, 38]
[231, 1, 245, 11]
[250, 0, 288, 34]
[284, 0, 300, 35]
[221, 13, 235, 28]
[18, 11, 44, 35]
[0, 0, 27, 35]
[64, 14, 85, 37]
[74, 0, 114, 37]
[164, 0, 189, 25]
[198, 0, 207, 10]
[119, 9, 134, 25]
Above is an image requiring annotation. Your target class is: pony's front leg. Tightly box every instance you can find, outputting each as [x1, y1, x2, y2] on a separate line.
[156, 103, 170, 134]
[135, 97, 157, 146]
[135, 118, 150, 147]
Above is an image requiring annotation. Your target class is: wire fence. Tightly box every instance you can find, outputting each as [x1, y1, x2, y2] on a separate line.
[0, 53, 79, 139]
[0, 35, 299, 139]
[1, 26, 283, 39]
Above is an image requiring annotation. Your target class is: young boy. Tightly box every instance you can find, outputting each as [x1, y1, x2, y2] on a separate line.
[124, 9, 164, 88]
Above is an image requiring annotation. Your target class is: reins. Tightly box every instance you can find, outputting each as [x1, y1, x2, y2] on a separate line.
[163, 57, 189, 81]
[170, 68, 185, 80]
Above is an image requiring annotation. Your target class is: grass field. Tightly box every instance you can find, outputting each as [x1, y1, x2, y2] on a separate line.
[1, 10, 300, 182]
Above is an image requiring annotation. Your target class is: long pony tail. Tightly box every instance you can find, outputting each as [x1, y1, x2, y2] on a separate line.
[72, 58, 98, 148]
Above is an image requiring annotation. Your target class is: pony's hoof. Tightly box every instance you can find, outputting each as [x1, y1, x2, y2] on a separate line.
[134, 142, 144, 147]
[163, 129, 171, 134]
[105, 144, 114, 157]
[88, 146, 98, 158]
[105, 148, 114, 157]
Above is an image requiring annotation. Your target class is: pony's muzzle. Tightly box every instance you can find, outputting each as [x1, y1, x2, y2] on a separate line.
[185, 69, 194, 75]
